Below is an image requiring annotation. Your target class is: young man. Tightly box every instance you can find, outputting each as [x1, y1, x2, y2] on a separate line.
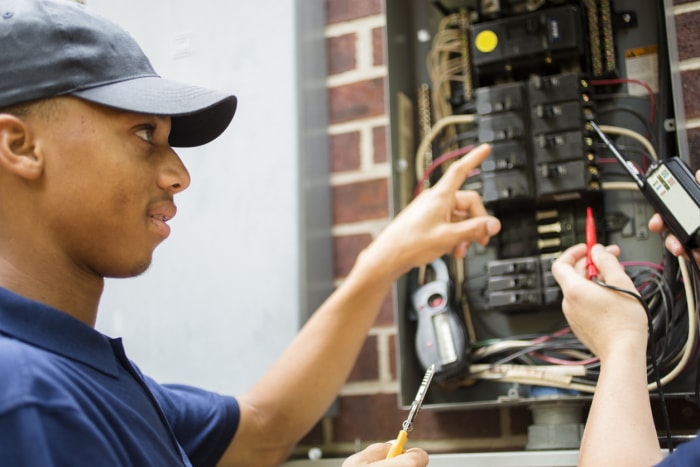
[0, 1, 502, 465]
[551, 172, 700, 466]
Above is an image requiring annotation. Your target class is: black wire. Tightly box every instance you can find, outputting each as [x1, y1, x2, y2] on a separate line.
[591, 276, 674, 453]
[596, 107, 655, 145]
[632, 268, 677, 367]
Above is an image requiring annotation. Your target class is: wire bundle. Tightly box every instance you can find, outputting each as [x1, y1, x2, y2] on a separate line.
[464, 257, 698, 396]
[427, 11, 472, 122]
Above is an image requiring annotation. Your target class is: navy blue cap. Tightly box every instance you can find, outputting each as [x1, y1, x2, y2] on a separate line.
[0, 0, 237, 147]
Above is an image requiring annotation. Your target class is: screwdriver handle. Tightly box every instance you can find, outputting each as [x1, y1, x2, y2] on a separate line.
[385, 430, 408, 459]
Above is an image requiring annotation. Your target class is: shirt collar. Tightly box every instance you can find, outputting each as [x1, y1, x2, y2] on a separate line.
[0, 287, 119, 377]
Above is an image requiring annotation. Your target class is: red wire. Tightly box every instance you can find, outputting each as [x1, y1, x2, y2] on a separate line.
[528, 327, 600, 366]
[589, 78, 656, 126]
[413, 144, 478, 198]
[530, 353, 600, 366]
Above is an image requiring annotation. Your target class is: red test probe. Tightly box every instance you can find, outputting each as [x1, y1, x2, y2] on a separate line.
[586, 207, 598, 280]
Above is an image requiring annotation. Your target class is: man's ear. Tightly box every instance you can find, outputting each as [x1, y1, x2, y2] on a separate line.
[0, 114, 43, 181]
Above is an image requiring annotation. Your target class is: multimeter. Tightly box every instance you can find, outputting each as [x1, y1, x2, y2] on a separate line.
[590, 121, 700, 250]
[412, 257, 469, 380]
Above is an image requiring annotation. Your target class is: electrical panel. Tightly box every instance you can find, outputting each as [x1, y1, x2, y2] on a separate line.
[385, 0, 697, 410]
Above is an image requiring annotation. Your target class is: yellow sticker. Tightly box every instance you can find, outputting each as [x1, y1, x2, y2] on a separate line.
[475, 30, 498, 53]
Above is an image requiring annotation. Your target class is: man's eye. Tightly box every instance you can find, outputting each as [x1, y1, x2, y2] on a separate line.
[135, 126, 155, 142]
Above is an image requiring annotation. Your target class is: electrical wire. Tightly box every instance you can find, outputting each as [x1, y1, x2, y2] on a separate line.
[427, 12, 472, 121]
[415, 114, 476, 183]
[600, 181, 640, 192]
[465, 259, 695, 400]
[414, 145, 476, 198]
[595, 106, 655, 144]
[590, 78, 656, 126]
[599, 124, 659, 162]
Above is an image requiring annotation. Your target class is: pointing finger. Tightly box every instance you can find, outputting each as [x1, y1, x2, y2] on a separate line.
[433, 144, 491, 195]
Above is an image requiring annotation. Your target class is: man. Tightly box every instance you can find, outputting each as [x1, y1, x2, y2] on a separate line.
[551, 172, 700, 466]
[0, 1, 502, 465]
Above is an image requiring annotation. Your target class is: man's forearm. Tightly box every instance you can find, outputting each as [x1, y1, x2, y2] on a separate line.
[579, 347, 663, 467]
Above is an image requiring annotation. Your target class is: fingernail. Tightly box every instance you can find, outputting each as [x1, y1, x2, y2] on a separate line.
[668, 236, 681, 252]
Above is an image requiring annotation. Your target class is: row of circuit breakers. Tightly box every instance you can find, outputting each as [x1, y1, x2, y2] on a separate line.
[466, 72, 595, 313]
[471, 72, 595, 202]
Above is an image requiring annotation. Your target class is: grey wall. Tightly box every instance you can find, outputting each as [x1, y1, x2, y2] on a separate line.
[90, 0, 330, 396]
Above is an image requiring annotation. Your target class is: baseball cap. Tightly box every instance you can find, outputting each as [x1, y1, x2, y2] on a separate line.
[0, 0, 237, 147]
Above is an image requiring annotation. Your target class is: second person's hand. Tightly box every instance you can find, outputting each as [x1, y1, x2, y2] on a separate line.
[648, 168, 700, 265]
[551, 243, 648, 361]
[341, 443, 428, 467]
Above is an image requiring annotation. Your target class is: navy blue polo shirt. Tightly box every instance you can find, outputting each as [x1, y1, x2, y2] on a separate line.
[656, 435, 700, 466]
[0, 287, 239, 466]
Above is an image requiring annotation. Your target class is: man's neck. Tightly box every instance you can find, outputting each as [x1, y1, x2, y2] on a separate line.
[0, 256, 104, 327]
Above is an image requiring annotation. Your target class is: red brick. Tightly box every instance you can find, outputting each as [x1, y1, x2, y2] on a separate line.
[375, 292, 394, 326]
[686, 127, 700, 170]
[675, 10, 700, 61]
[334, 393, 404, 442]
[372, 125, 388, 163]
[409, 407, 502, 440]
[372, 26, 385, 66]
[326, 0, 382, 25]
[333, 395, 504, 444]
[347, 335, 380, 382]
[298, 420, 324, 445]
[328, 78, 386, 124]
[333, 233, 372, 278]
[330, 131, 361, 173]
[682, 69, 700, 120]
[332, 178, 389, 224]
[327, 33, 357, 75]
[388, 334, 398, 379]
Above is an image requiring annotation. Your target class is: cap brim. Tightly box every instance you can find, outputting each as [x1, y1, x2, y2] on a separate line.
[73, 76, 237, 148]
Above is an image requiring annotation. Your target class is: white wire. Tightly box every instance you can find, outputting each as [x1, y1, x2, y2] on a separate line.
[601, 181, 639, 192]
[414, 114, 476, 183]
[468, 257, 695, 393]
[599, 124, 659, 162]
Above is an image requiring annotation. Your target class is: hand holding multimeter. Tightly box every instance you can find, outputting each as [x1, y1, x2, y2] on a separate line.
[589, 121, 700, 252]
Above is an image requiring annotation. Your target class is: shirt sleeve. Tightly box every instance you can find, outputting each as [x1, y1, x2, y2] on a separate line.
[144, 377, 240, 467]
[655, 434, 700, 466]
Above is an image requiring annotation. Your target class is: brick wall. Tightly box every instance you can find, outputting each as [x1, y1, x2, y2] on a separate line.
[292, 0, 700, 460]
[676, 0, 700, 169]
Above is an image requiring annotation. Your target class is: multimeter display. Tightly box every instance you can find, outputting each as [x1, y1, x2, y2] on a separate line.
[647, 164, 700, 239]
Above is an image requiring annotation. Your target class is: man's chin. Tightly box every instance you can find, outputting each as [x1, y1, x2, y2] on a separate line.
[104, 260, 152, 279]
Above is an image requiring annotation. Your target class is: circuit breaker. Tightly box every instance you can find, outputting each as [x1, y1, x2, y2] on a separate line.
[386, 0, 696, 410]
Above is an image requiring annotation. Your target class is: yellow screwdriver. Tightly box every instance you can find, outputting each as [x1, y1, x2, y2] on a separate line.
[385, 364, 435, 459]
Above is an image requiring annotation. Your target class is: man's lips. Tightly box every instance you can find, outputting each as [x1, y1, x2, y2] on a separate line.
[148, 203, 177, 237]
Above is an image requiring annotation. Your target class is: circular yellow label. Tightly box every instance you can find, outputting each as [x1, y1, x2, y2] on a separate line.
[475, 30, 498, 53]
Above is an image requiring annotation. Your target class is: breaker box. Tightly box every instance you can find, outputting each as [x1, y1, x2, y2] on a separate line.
[385, 0, 696, 411]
